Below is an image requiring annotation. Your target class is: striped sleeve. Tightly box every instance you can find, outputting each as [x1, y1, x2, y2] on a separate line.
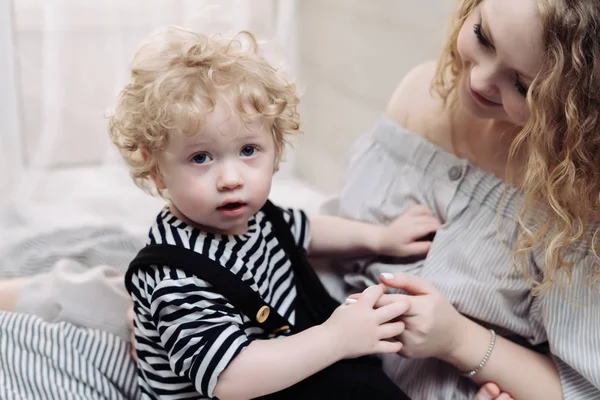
[534, 264, 600, 399]
[150, 274, 252, 398]
[280, 207, 311, 250]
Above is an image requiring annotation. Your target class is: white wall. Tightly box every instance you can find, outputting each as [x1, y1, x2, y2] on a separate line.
[295, 0, 455, 193]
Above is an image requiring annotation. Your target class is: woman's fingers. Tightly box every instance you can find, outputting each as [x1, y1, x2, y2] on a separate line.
[374, 293, 411, 308]
[380, 272, 436, 295]
[374, 298, 410, 323]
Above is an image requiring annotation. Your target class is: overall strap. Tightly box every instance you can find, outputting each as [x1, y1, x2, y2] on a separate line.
[125, 244, 291, 334]
[261, 200, 340, 326]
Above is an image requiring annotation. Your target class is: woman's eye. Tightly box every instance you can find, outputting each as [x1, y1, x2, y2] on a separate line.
[192, 153, 212, 164]
[240, 145, 257, 157]
[473, 24, 492, 48]
[514, 76, 529, 97]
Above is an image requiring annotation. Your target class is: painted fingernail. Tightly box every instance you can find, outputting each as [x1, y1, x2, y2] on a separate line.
[345, 298, 358, 304]
[380, 273, 394, 279]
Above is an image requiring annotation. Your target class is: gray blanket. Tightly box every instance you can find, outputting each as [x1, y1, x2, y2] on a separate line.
[0, 225, 143, 279]
[0, 225, 143, 400]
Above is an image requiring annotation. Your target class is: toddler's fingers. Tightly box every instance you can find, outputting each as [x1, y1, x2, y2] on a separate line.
[127, 306, 135, 330]
[412, 217, 442, 234]
[346, 293, 360, 301]
[400, 241, 432, 256]
[406, 204, 435, 217]
[473, 383, 501, 400]
[375, 339, 403, 354]
[378, 321, 405, 339]
[358, 284, 385, 307]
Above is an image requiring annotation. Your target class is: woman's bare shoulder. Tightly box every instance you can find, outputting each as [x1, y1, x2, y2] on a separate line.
[385, 61, 451, 140]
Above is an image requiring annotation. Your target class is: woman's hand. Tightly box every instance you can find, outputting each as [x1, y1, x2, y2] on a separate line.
[376, 272, 561, 400]
[127, 305, 138, 361]
[376, 272, 465, 360]
[377, 205, 441, 257]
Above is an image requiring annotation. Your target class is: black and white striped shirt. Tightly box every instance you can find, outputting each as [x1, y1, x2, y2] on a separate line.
[129, 206, 311, 399]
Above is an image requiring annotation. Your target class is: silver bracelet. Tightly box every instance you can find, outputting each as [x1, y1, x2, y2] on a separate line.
[462, 329, 496, 377]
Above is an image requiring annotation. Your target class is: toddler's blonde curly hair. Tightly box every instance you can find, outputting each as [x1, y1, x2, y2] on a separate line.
[108, 26, 300, 196]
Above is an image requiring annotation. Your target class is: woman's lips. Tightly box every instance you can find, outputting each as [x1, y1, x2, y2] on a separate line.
[470, 88, 502, 107]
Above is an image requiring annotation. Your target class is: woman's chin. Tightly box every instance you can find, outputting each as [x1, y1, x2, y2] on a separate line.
[458, 92, 511, 122]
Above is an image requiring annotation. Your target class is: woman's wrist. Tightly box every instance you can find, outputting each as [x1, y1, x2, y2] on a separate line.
[461, 329, 496, 377]
[440, 315, 496, 374]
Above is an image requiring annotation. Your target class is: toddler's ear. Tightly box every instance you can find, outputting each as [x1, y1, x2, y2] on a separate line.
[141, 148, 166, 190]
[151, 170, 167, 190]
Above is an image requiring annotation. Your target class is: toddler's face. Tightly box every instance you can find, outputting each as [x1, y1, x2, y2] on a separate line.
[154, 100, 276, 235]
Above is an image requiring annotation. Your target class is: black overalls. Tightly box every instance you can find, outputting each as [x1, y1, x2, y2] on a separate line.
[125, 200, 411, 400]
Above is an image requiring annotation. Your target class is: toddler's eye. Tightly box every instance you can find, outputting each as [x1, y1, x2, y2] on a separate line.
[240, 145, 257, 157]
[192, 153, 212, 164]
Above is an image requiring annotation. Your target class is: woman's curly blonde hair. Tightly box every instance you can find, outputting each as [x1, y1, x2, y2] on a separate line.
[108, 26, 300, 196]
[434, 0, 600, 294]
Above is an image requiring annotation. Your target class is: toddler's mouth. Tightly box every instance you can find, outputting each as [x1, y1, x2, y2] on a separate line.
[218, 202, 246, 210]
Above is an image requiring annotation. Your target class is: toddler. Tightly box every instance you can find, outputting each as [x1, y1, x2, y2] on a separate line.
[111, 26, 440, 400]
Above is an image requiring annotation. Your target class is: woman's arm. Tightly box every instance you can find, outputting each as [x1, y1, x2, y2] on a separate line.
[446, 316, 561, 400]
[447, 256, 600, 400]
[377, 273, 563, 400]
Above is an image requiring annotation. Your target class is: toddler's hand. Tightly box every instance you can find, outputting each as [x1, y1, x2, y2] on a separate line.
[474, 382, 514, 400]
[377, 205, 441, 257]
[323, 284, 409, 360]
[127, 305, 138, 362]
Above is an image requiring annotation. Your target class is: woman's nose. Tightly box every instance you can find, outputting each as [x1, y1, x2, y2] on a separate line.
[469, 63, 501, 102]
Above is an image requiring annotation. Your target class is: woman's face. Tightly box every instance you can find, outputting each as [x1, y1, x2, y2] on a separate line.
[456, 0, 544, 126]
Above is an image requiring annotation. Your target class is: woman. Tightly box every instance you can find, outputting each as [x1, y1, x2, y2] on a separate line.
[326, 0, 599, 398]
[1, 0, 598, 398]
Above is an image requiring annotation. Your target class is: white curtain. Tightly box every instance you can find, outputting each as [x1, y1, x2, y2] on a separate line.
[0, 0, 23, 200]
[2, 0, 298, 206]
